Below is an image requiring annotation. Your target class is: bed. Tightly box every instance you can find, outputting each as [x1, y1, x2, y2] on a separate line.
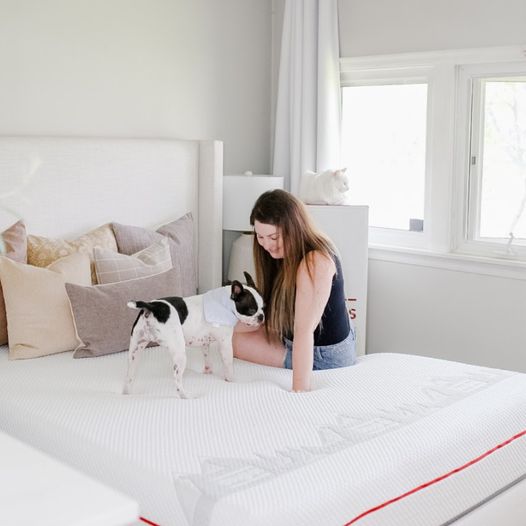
[0, 136, 525, 526]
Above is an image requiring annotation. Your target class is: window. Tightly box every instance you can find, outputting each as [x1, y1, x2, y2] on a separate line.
[341, 83, 427, 231]
[340, 64, 436, 248]
[341, 47, 526, 269]
[454, 60, 526, 261]
[467, 75, 526, 255]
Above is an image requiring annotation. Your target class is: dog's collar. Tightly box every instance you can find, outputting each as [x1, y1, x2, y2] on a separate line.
[202, 287, 238, 327]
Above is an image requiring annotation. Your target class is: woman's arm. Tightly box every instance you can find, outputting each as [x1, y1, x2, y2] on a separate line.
[292, 251, 335, 392]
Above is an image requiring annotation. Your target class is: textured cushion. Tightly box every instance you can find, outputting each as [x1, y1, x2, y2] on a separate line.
[0, 253, 91, 359]
[112, 213, 195, 296]
[94, 238, 172, 284]
[0, 221, 27, 345]
[27, 224, 118, 284]
[66, 268, 179, 358]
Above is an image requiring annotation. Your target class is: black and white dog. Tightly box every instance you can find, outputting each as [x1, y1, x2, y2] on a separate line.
[123, 272, 264, 397]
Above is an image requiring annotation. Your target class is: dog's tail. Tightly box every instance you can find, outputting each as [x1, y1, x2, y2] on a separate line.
[128, 300, 177, 326]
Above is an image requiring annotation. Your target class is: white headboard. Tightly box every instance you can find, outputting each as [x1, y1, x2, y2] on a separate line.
[0, 136, 223, 292]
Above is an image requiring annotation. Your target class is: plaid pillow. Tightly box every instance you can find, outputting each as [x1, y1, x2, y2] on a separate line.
[94, 238, 172, 284]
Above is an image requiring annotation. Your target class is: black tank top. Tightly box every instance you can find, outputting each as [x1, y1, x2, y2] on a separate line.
[289, 254, 350, 346]
[313, 254, 350, 346]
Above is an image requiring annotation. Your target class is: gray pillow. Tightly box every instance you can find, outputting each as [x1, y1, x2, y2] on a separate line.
[112, 213, 195, 296]
[66, 268, 179, 358]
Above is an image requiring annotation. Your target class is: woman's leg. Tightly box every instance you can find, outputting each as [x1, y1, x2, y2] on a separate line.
[232, 325, 286, 367]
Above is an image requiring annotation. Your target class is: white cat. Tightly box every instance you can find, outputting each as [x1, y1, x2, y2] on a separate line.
[299, 168, 350, 205]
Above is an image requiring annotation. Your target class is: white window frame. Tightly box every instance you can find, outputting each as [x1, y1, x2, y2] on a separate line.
[340, 67, 430, 248]
[341, 46, 526, 279]
[453, 61, 526, 259]
[341, 56, 456, 252]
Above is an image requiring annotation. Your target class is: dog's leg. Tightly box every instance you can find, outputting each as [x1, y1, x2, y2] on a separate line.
[162, 327, 188, 398]
[202, 341, 213, 374]
[123, 329, 150, 395]
[217, 336, 234, 382]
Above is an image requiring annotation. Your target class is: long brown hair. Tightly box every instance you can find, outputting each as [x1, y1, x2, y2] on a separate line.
[249, 189, 334, 340]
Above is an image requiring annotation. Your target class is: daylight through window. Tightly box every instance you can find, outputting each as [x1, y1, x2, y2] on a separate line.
[341, 83, 427, 231]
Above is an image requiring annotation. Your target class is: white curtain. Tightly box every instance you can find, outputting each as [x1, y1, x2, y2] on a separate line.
[272, 0, 341, 194]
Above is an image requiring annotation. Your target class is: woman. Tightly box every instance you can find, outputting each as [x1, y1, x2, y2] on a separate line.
[233, 189, 356, 392]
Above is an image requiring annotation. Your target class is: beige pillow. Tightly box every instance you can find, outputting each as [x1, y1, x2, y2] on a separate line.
[0, 253, 91, 359]
[66, 268, 179, 358]
[27, 224, 117, 284]
[0, 221, 27, 345]
[94, 238, 172, 284]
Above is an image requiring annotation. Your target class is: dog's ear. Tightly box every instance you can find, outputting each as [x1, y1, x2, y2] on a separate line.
[230, 280, 243, 300]
[243, 271, 256, 289]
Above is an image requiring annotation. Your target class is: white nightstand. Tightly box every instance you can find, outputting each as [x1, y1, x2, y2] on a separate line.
[307, 205, 369, 356]
[0, 430, 139, 526]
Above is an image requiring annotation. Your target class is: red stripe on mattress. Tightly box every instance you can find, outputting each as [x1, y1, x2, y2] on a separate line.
[344, 428, 526, 526]
[140, 517, 160, 526]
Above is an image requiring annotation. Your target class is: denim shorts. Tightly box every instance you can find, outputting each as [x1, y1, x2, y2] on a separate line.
[283, 327, 356, 370]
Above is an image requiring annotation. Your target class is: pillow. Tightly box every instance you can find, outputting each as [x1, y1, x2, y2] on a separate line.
[0, 221, 27, 345]
[66, 268, 180, 358]
[112, 213, 195, 296]
[2, 220, 27, 261]
[27, 224, 118, 284]
[0, 253, 91, 359]
[94, 238, 172, 284]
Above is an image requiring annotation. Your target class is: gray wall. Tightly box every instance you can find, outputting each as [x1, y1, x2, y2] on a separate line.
[0, 0, 272, 175]
[339, 0, 526, 56]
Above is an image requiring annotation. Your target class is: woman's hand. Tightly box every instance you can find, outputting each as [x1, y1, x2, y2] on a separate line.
[291, 251, 335, 392]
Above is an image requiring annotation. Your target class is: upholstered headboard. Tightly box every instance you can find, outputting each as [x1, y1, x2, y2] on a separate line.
[0, 136, 223, 292]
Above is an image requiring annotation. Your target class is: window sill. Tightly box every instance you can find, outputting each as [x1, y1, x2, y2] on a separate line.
[368, 245, 526, 280]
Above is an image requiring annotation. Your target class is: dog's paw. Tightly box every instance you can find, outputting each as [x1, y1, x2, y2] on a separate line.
[122, 377, 135, 395]
[223, 366, 234, 383]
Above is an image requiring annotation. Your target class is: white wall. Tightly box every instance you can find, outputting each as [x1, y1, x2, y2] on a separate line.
[338, 0, 526, 372]
[339, 0, 526, 56]
[0, 0, 272, 175]
[368, 260, 526, 372]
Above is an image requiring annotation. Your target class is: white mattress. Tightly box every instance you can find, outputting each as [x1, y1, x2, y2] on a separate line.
[0, 346, 525, 526]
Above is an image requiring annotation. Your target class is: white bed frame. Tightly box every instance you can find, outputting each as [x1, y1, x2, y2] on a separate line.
[0, 136, 524, 525]
[452, 473, 526, 525]
[0, 136, 223, 292]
